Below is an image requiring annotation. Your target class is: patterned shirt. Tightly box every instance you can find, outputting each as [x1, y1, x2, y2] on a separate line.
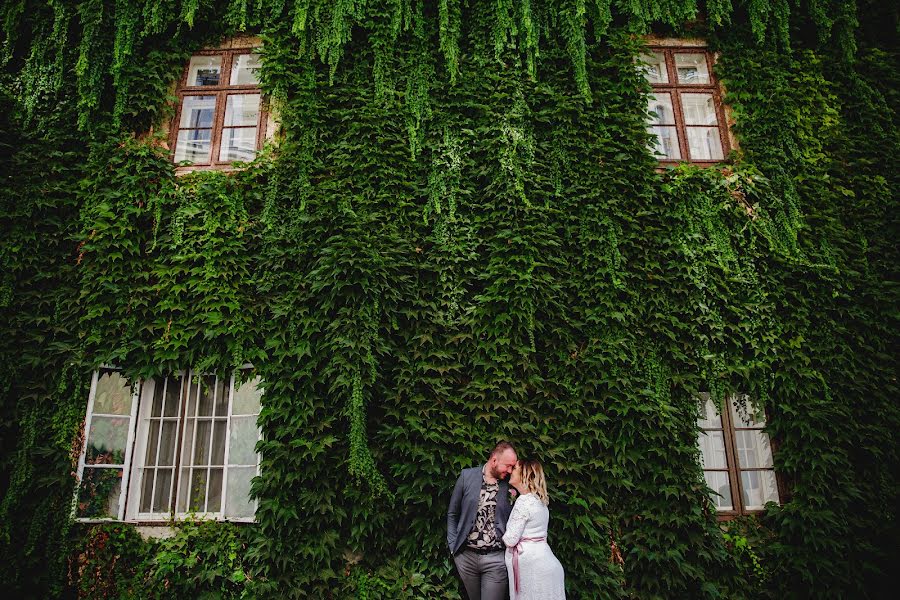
[466, 474, 504, 551]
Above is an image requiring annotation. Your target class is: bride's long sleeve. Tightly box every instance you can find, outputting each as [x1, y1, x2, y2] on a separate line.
[502, 498, 530, 547]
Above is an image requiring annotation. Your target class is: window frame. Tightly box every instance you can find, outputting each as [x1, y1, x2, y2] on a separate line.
[73, 367, 141, 523]
[74, 367, 262, 524]
[643, 45, 731, 165]
[169, 47, 268, 171]
[698, 393, 785, 519]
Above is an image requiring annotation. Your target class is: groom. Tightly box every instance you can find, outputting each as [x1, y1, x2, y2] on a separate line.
[447, 441, 518, 600]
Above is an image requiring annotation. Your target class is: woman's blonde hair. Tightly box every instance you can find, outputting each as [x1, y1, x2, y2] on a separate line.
[519, 459, 550, 505]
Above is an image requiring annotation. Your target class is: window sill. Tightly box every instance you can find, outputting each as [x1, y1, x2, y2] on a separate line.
[75, 516, 256, 526]
[655, 160, 727, 168]
[174, 163, 249, 176]
[715, 509, 772, 522]
[75, 521, 256, 540]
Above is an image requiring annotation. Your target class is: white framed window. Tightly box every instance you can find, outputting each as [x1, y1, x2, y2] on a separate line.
[74, 368, 140, 520]
[74, 369, 262, 522]
[697, 393, 781, 516]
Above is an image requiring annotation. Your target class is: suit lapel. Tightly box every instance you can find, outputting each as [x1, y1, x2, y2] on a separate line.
[469, 467, 482, 499]
[496, 479, 510, 534]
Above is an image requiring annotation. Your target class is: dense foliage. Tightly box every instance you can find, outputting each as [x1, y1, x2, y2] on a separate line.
[0, 1, 897, 599]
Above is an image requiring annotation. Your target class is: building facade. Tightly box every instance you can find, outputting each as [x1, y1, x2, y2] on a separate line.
[0, 2, 897, 598]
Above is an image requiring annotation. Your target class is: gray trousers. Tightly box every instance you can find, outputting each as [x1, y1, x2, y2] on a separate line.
[453, 548, 509, 600]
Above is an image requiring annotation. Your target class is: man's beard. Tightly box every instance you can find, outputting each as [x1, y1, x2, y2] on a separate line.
[489, 464, 505, 480]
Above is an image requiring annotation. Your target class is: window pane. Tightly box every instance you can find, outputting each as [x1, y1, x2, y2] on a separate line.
[177, 467, 190, 511]
[158, 421, 178, 466]
[703, 471, 732, 510]
[699, 430, 728, 468]
[740, 470, 779, 510]
[224, 94, 260, 127]
[189, 468, 208, 512]
[219, 127, 258, 162]
[180, 418, 194, 463]
[212, 421, 227, 464]
[193, 419, 212, 464]
[229, 416, 259, 465]
[647, 93, 676, 125]
[730, 394, 767, 427]
[681, 93, 718, 125]
[230, 53, 261, 85]
[214, 377, 229, 417]
[140, 469, 154, 513]
[647, 126, 681, 160]
[163, 376, 182, 417]
[207, 468, 224, 513]
[675, 53, 711, 84]
[85, 416, 130, 464]
[93, 370, 132, 415]
[697, 394, 721, 428]
[174, 129, 212, 163]
[232, 376, 262, 415]
[150, 378, 164, 418]
[144, 420, 160, 465]
[187, 55, 222, 86]
[185, 379, 198, 416]
[735, 430, 774, 468]
[77, 468, 123, 518]
[198, 376, 216, 416]
[225, 466, 256, 519]
[153, 468, 173, 513]
[179, 96, 216, 128]
[686, 127, 724, 160]
[638, 52, 668, 84]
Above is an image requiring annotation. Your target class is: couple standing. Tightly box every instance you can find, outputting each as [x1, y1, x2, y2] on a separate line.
[447, 441, 566, 600]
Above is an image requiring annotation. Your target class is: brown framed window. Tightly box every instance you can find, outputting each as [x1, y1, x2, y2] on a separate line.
[639, 47, 729, 163]
[170, 49, 267, 168]
[697, 393, 781, 517]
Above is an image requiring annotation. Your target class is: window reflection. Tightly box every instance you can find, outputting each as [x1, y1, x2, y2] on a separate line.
[639, 52, 669, 84]
[187, 56, 222, 86]
[648, 126, 681, 160]
[231, 53, 262, 86]
[675, 53, 710, 84]
[686, 127, 724, 160]
[220, 128, 258, 162]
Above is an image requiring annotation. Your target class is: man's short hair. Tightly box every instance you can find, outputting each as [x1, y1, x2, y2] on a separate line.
[490, 440, 516, 458]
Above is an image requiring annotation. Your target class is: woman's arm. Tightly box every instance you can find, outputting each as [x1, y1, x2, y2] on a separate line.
[502, 499, 529, 548]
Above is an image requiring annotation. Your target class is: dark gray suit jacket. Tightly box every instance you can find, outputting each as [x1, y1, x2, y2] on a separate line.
[447, 465, 513, 556]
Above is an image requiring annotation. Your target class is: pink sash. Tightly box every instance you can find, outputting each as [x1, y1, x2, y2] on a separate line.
[511, 537, 546, 599]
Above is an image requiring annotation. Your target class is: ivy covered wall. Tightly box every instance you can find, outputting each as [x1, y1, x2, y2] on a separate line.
[0, 1, 897, 598]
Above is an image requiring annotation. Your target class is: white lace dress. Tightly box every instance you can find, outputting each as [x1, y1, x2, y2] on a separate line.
[502, 493, 566, 600]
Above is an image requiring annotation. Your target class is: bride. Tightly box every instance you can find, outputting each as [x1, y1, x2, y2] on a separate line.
[503, 459, 566, 599]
